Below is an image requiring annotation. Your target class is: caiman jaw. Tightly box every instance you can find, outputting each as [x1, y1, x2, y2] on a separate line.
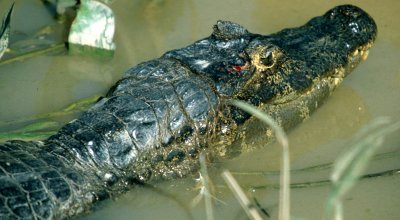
[329, 39, 376, 90]
[349, 40, 375, 68]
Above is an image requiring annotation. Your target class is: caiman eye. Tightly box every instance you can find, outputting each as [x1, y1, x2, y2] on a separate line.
[249, 45, 280, 71]
[259, 50, 274, 67]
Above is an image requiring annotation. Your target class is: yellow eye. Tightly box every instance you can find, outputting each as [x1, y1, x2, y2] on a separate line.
[250, 45, 279, 71]
[259, 50, 274, 67]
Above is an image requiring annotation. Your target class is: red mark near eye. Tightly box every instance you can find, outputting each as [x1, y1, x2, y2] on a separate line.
[233, 66, 242, 71]
[229, 63, 248, 73]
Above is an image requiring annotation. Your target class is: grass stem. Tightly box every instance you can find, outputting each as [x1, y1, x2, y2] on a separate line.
[230, 100, 290, 220]
[221, 170, 263, 220]
[199, 152, 214, 220]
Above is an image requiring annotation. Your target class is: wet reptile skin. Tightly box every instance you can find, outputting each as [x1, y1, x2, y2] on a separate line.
[0, 5, 377, 219]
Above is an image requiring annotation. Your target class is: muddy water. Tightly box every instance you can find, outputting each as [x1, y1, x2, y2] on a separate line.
[0, 0, 399, 219]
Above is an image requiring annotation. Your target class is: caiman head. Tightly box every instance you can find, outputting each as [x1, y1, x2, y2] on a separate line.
[164, 5, 377, 124]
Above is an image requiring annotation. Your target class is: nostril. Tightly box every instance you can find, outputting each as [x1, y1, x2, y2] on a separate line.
[327, 4, 363, 20]
[324, 4, 377, 40]
[348, 21, 361, 33]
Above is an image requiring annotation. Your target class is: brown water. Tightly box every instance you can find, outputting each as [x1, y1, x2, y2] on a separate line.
[0, 0, 399, 219]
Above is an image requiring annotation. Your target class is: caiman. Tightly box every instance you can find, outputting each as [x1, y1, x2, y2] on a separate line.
[0, 5, 377, 219]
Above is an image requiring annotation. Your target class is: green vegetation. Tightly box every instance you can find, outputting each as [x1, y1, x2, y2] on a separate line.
[2, 98, 398, 220]
[229, 100, 291, 220]
[324, 117, 400, 220]
[0, 43, 66, 66]
[219, 100, 400, 220]
[0, 3, 13, 60]
[68, 0, 115, 58]
[0, 95, 98, 142]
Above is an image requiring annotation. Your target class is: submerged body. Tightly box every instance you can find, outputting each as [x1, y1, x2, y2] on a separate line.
[0, 5, 376, 219]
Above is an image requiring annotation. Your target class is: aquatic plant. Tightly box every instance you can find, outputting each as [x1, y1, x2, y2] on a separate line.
[225, 100, 400, 220]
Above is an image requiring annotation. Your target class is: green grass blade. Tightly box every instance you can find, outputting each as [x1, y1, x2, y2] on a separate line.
[230, 100, 290, 220]
[0, 3, 14, 60]
[0, 95, 98, 128]
[0, 131, 57, 142]
[324, 117, 400, 220]
[0, 95, 98, 141]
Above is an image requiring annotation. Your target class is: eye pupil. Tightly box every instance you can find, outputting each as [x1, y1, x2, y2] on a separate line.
[260, 52, 274, 67]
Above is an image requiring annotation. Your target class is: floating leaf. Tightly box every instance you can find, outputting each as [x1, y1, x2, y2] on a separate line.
[0, 3, 14, 59]
[68, 0, 115, 57]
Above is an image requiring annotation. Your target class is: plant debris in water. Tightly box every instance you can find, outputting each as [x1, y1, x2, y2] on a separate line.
[230, 100, 290, 220]
[0, 3, 14, 60]
[227, 101, 400, 220]
[199, 152, 215, 220]
[324, 117, 400, 220]
[0, 95, 98, 142]
[68, 0, 115, 57]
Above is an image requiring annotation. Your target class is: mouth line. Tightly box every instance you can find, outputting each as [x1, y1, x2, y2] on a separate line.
[351, 39, 375, 62]
[331, 39, 375, 81]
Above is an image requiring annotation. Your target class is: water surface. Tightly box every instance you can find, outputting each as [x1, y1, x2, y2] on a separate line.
[0, 0, 399, 219]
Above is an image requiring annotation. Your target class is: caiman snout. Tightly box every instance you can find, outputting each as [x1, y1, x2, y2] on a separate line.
[325, 5, 378, 45]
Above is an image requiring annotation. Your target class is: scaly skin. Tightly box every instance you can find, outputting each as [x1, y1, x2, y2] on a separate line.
[0, 5, 377, 219]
